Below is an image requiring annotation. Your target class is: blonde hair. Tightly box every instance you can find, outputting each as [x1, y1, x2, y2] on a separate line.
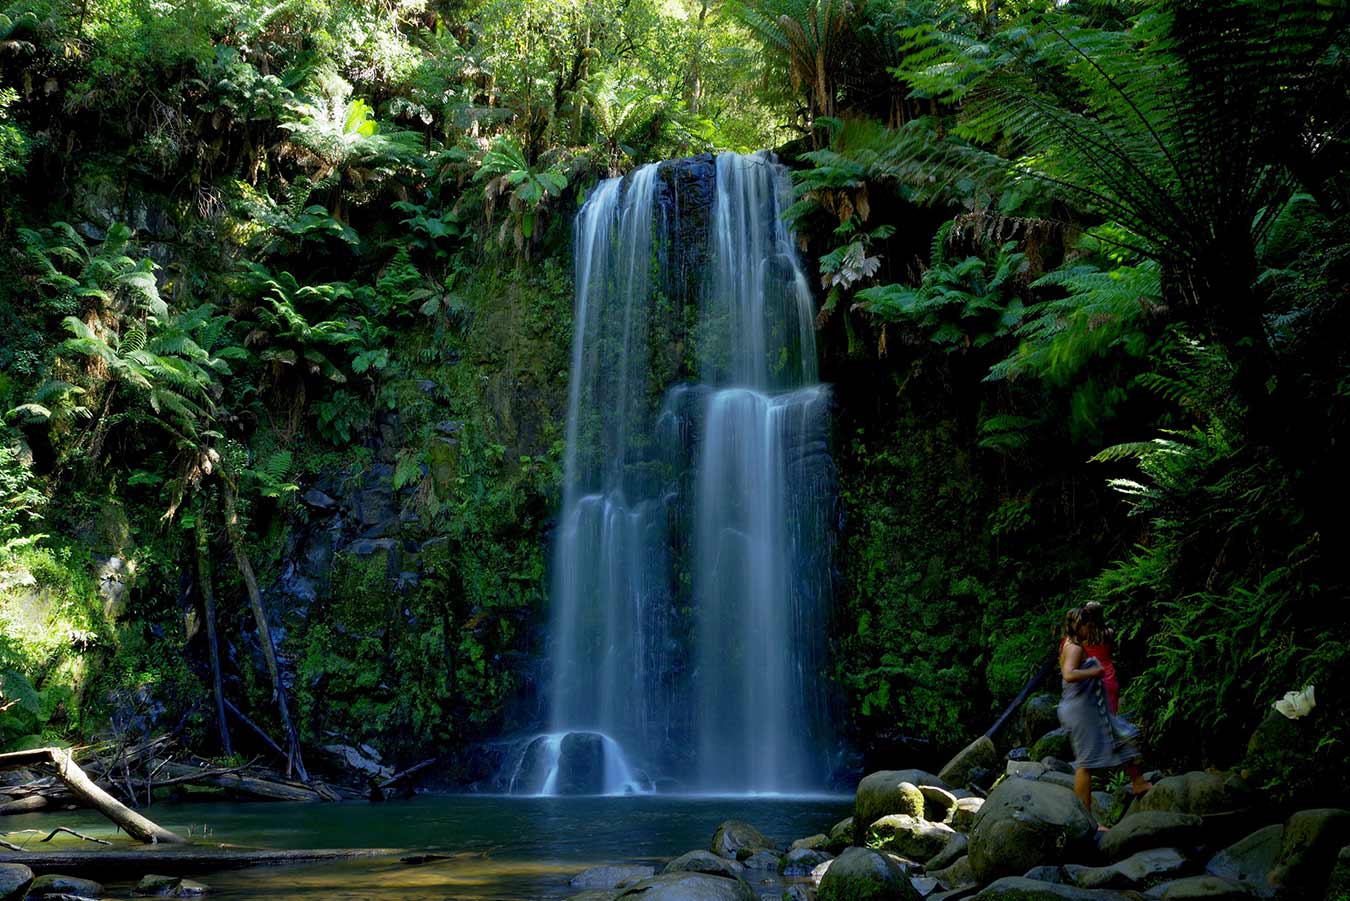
[1080, 601, 1113, 646]
[1062, 606, 1087, 646]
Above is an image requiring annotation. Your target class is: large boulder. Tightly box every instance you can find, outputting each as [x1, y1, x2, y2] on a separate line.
[0, 864, 32, 901]
[711, 820, 778, 860]
[783, 846, 834, 877]
[664, 850, 745, 879]
[855, 770, 952, 845]
[939, 736, 1000, 790]
[793, 834, 831, 852]
[1205, 824, 1283, 884]
[972, 876, 1140, 899]
[867, 814, 958, 862]
[1265, 808, 1350, 897]
[741, 849, 782, 870]
[615, 871, 756, 900]
[1136, 773, 1250, 818]
[953, 798, 986, 833]
[1064, 848, 1191, 890]
[968, 779, 1098, 883]
[1099, 813, 1205, 863]
[1024, 694, 1061, 747]
[818, 846, 918, 901]
[570, 865, 656, 889]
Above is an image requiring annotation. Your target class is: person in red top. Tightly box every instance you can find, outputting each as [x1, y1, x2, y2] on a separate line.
[1080, 602, 1120, 713]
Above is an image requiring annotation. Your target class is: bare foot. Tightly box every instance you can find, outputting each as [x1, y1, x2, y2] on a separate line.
[1096, 824, 1110, 833]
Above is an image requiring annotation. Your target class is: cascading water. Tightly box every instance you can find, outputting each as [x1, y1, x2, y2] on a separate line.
[508, 152, 835, 795]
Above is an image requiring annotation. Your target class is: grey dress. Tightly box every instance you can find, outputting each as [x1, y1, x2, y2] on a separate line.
[1058, 653, 1141, 770]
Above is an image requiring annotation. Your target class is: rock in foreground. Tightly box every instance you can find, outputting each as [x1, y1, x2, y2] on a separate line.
[968, 778, 1097, 883]
[817, 846, 917, 901]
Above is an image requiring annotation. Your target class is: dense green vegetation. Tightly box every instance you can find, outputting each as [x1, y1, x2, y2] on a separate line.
[0, 0, 1345, 804]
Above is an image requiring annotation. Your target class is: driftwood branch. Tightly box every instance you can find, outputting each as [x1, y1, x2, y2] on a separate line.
[0, 748, 183, 844]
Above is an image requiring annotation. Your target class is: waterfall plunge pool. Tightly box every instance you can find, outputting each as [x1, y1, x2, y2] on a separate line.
[4, 793, 851, 899]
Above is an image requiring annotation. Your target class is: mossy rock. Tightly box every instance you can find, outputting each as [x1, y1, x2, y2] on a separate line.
[1030, 727, 1072, 763]
[816, 847, 917, 901]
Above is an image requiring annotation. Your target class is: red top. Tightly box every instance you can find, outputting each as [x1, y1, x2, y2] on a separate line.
[1060, 638, 1120, 712]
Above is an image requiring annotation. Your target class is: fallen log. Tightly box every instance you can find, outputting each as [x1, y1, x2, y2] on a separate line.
[0, 795, 50, 816]
[150, 761, 327, 803]
[0, 846, 397, 878]
[0, 749, 183, 844]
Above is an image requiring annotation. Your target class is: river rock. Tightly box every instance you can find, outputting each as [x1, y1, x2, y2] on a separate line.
[1063, 848, 1190, 889]
[0, 864, 32, 901]
[571, 865, 657, 889]
[1205, 824, 1283, 884]
[665, 850, 745, 878]
[1008, 761, 1049, 781]
[855, 770, 952, 845]
[1141, 875, 1257, 899]
[929, 855, 975, 890]
[818, 846, 918, 901]
[911, 874, 940, 897]
[712, 820, 778, 860]
[783, 886, 814, 901]
[921, 785, 962, 824]
[969, 778, 1097, 883]
[615, 872, 756, 900]
[972, 877, 1140, 899]
[868, 814, 957, 862]
[926, 833, 969, 872]
[1265, 808, 1350, 896]
[828, 818, 855, 853]
[939, 736, 999, 790]
[793, 834, 831, 852]
[741, 848, 782, 870]
[1031, 728, 1074, 764]
[567, 892, 616, 901]
[952, 798, 985, 833]
[1024, 694, 1061, 747]
[133, 875, 206, 897]
[28, 875, 104, 897]
[1042, 758, 1073, 775]
[783, 846, 834, 877]
[1137, 773, 1250, 818]
[1099, 812, 1205, 862]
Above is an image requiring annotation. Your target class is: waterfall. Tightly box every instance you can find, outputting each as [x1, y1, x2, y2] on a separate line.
[521, 151, 835, 795]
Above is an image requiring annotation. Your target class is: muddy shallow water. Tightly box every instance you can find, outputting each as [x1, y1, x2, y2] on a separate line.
[3, 793, 851, 899]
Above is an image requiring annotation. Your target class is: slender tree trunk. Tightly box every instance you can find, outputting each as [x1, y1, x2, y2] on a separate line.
[687, 0, 710, 116]
[220, 476, 307, 782]
[196, 511, 232, 756]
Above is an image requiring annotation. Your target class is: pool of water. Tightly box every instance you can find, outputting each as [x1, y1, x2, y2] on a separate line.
[2, 794, 852, 899]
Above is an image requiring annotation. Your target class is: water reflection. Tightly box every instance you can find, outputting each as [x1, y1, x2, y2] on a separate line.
[2, 794, 850, 899]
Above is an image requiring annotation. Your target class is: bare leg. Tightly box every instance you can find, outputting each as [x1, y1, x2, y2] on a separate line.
[1074, 767, 1093, 811]
[1128, 763, 1153, 796]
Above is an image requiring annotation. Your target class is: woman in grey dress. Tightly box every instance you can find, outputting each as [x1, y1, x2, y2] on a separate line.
[1058, 607, 1150, 820]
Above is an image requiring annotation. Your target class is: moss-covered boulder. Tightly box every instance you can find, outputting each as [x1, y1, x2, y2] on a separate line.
[1140, 875, 1257, 899]
[853, 770, 950, 845]
[969, 778, 1097, 883]
[1266, 808, 1350, 897]
[1099, 812, 1204, 863]
[711, 820, 777, 860]
[865, 813, 957, 862]
[939, 735, 999, 789]
[827, 817, 855, 854]
[1205, 824, 1283, 884]
[28, 873, 104, 897]
[817, 846, 917, 901]
[924, 832, 969, 872]
[782, 846, 833, 877]
[1031, 728, 1073, 764]
[1023, 694, 1061, 747]
[1063, 847, 1190, 890]
[664, 850, 744, 879]
[1136, 773, 1251, 818]
[1325, 845, 1349, 901]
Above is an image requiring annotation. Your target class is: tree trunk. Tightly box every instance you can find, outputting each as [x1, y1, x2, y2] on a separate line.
[196, 511, 232, 756]
[220, 476, 307, 782]
[0, 748, 184, 844]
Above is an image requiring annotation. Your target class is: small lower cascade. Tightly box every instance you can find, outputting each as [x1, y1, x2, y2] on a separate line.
[504, 731, 648, 796]
[512, 151, 837, 795]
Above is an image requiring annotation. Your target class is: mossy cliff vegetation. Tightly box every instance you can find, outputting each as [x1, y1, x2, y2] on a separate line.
[0, 0, 1347, 807]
